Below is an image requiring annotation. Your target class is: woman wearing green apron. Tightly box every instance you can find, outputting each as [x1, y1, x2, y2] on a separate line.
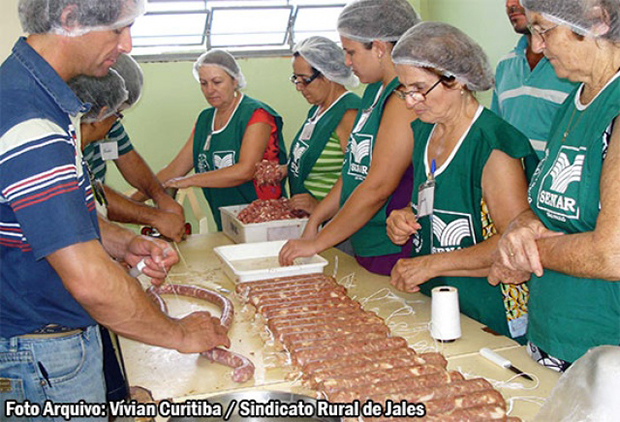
[387, 23, 538, 340]
[490, 0, 620, 371]
[279, 0, 420, 275]
[286, 36, 360, 215]
[160, 49, 287, 230]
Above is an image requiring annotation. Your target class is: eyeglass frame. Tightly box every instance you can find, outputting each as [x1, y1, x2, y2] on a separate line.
[290, 69, 321, 86]
[114, 111, 124, 120]
[395, 77, 446, 102]
[527, 23, 559, 41]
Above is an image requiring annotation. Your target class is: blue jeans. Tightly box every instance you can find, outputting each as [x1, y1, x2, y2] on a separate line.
[0, 326, 106, 422]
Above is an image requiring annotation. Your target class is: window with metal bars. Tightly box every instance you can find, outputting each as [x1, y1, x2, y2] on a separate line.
[131, 0, 346, 61]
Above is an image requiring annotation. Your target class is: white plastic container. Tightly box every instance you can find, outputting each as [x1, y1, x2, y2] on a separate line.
[213, 240, 328, 283]
[220, 204, 309, 244]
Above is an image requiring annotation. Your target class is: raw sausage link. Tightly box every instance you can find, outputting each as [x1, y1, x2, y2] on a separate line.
[245, 280, 340, 301]
[267, 308, 369, 330]
[250, 284, 347, 306]
[148, 284, 234, 330]
[236, 274, 333, 294]
[285, 331, 389, 353]
[269, 310, 381, 335]
[319, 364, 446, 395]
[281, 321, 390, 345]
[147, 284, 254, 384]
[292, 337, 409, 367]
[425, 389, 505, 415]
[201, 347, 255, 383]
[264, 301, 361, 319]
[307, 353, 448, 387]
[369, 378, 493, 407]
[259, 294, 353, 314]
[329, 371, 464, 403]
[302, 346, 418, 374]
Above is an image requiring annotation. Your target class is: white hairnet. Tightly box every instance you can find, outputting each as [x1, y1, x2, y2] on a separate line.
[392, 22, 494, 92]
[523, 0, 620, 41]
[192, 49, 247, 90]
[111, 53, 143, 106]
[293, 36, 359, 87]
[19, 0, 145, 37]
[337, 0, 421, 43]
[69, 69, 128, 123]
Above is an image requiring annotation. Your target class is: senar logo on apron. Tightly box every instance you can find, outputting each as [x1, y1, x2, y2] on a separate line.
[536, 144, 586, 221]
[213, 151, 236, 169]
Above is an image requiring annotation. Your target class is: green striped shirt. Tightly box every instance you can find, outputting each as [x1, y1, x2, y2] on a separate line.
[303, 130, 344, 200]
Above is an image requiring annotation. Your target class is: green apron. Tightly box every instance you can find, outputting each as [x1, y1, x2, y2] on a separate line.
[527, 76, 620, 363]
[339, 78, 405, 257]
[412, 106, 538, 339]
[193, 94, 287, 230]
[288, 91, 360, 196]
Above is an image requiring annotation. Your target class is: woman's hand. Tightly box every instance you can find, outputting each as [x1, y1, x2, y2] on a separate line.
[488, 260, 531, 286]
[278, 239, 318, 266]
[163, 176, 191, 189]
[496, 210, 563, 277]
[386, 207, 421, 245]
[389, 256, 435, 293]
[290, 193, 319, 215]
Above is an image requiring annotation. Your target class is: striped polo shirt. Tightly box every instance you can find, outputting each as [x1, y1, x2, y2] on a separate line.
[491, 35, 577, 157]
[303, 131, 345, 201]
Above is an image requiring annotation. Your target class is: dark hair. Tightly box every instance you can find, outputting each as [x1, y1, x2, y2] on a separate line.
[362, 40, 397, 50]
[292, 52, 320, 76]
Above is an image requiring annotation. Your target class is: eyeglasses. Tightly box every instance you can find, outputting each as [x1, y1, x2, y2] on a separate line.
[114, 111, 124, 120]
[527, 23, 558, 41]
[290, 69, 321, 86]
[395, 78, 444, 102]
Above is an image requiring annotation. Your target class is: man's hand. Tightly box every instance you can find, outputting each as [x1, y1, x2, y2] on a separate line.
[174, 312, 231, 353]
[151, 210, 186, 243]
[125, 236, 178, 284]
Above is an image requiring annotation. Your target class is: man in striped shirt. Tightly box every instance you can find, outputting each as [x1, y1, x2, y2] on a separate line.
[491, 0, 577, 158]
[0, 0, 229, 408]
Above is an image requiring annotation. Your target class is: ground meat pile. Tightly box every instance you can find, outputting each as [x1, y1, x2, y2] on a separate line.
[237, 198, 309, 224]
[254, 160, 282, 186]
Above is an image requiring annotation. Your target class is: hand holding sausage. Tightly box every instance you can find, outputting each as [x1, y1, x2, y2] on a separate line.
[174, 312, 231, 353]
[387, 207, 421, 245]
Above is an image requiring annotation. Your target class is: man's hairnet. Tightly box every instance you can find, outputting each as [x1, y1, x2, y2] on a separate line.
[19, 0, 146, 37]
[192, 49, 247, 89]
[69, 69, 128, 123]
[111, 53, 143, 107]
[523, 0, 620, 41]
[293, 36, 359, 87]
[392, 22, 494, 92]
[337, 0, 421, 43]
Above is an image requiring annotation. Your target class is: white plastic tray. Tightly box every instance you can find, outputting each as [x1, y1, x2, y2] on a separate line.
[220, 204, 308, 244]
[213, 240, 328, 283]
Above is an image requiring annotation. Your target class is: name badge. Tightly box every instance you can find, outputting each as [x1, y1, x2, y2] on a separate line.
[299, 121, 316, 141]
[416, 178, 435, 219]
[352, 109, 371, 134]
[100, 142, 118, 160]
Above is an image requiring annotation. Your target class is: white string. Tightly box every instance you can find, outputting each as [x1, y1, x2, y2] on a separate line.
[506, 396, 546, 415]
[338, 272, 356, 288]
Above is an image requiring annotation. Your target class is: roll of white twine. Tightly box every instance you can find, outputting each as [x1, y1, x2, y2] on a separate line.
[430, 285, 461, 342]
